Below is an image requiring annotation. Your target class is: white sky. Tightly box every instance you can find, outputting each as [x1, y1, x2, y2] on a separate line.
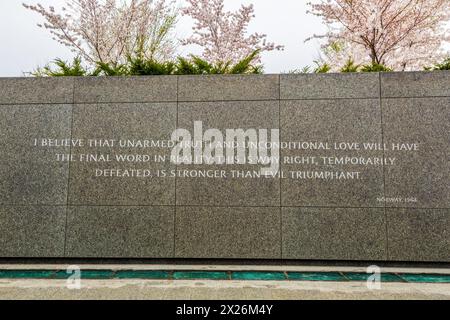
[0, 0, 327, 76]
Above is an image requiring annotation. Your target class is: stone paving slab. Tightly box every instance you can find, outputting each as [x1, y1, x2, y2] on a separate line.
[0, 279, 448, 300]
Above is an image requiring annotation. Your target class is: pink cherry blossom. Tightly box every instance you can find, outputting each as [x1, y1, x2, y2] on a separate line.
[181, 0, 284, 64]
[23, 0, 178, 66]
[307, 0, 450, 70]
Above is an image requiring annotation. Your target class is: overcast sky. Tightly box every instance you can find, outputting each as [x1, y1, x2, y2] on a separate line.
[0, 0, 327, 76]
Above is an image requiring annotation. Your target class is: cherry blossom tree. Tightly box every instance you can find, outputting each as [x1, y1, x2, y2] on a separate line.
[23, 0, 178, 66]
[307, 0, 450, 70]
[181, 0, 283, 64]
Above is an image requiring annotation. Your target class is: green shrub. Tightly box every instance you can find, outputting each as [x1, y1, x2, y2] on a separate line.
[313, 61, 331, 73]
[32, 50, 262, 76]
[229, 50, 262, 74]
[94, 62, 128, 76]
[32, 57, 88, 76]
[175, 56, 230, 74]
[289, 66, 312, 74]
[340, 58, 360, 72]
[287, 62, 329, 74]
[175, 56, 200, 74]
[360, 63, 392, 72]
[127, 57, 176, 75]
[174, 50, 262, 75]
[424, 57, 450, 71]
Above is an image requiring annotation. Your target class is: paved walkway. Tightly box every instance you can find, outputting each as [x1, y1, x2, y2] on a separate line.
[0, 264, 449, 300]
[0, 279, 449, 300]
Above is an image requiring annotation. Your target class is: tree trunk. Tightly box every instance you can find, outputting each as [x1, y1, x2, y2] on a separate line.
[370, 46, 378, 65]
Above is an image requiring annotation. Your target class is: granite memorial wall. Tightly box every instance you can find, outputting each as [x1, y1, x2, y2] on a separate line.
[0, 72, 448, 262]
